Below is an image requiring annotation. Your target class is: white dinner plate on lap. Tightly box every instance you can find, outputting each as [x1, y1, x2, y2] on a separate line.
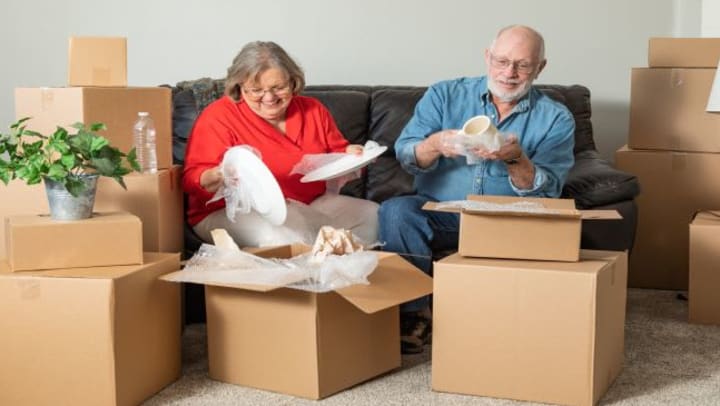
[224, 147, 287, 225]
[300, 145, 387, 183]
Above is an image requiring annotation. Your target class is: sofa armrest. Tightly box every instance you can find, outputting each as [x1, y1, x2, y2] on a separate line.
[562, 150, 640, 209]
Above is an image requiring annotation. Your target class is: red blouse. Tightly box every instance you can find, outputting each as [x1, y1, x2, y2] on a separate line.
[183, 95, 350, 226]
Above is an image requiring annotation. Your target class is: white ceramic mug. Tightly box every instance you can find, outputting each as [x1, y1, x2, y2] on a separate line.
[458, 115, 502, 152]
[461, 115, 498, 138]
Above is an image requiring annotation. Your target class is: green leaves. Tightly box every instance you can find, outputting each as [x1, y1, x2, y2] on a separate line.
[0, 118, 140, 196]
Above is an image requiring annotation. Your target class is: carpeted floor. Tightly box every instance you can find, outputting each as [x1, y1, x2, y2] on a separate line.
[144, 289, 720, 405]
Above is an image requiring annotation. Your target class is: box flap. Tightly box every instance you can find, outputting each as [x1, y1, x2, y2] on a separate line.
[333, 252, 433, 314]
[423, 195, 582, 220]
[0, 253, 178, 279]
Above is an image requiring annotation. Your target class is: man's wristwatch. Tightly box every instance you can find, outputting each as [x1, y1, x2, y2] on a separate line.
[504, 153, 522, 165]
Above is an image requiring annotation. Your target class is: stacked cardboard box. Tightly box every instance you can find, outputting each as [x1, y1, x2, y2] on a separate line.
[0, 37, 183, 405]
[616, 37, 720, 290]
[4, 36, 183, 256]
[421, 195, 628, 405]
[689, 211, 720, 325]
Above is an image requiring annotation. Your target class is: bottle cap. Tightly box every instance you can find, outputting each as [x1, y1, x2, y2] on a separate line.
[138, 112, 149, 117]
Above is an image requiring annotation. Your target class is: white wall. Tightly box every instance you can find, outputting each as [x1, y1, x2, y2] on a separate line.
[0, 0, 703, 161]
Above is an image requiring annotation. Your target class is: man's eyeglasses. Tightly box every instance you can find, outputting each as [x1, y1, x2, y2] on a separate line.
[242, 83, 291, 100]
[489, 53, 536, 74]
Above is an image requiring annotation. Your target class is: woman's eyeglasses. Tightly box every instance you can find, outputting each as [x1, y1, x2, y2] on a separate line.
[242, 83, 291, 100]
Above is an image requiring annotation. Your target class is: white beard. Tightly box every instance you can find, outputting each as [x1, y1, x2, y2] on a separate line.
[488, 77, 533, 103]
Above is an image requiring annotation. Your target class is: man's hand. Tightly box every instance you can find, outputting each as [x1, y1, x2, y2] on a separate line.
[415, 129, 462, 168]
[470, 134, 523, 162]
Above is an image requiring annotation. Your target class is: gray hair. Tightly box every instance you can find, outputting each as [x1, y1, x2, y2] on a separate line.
[225, 41, 306, 101]
[490, 25, 545, 61]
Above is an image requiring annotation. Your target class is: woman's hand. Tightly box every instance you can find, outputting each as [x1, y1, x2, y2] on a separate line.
[345, 144, 364, 155]
[200, 166, 224, 193]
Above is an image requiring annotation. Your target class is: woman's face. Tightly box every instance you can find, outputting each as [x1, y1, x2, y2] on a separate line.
[241, 68, 293, 123]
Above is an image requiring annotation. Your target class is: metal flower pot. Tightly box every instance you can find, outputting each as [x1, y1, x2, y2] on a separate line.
[43, 175, 99, 220]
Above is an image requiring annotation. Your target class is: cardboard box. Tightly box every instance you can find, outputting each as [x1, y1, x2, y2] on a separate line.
[5, 211, 143, 272]
[0, 253, 182, 406]
[628, 68, 720, 152]
[615, 146, 720, 289]
[68, 36, 127, 87]
[95, 167, 183, 254]
[15, 86, 172, 169]
[424, 195, 620, 262]
[432, 250, 627, 406]
[162, 244, 433, 399]
[689, 210, 720, 324]
[0, 180, 48, 259]
[648, 37, 720, 68]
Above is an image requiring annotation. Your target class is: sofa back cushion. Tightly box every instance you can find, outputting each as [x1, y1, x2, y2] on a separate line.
[170, 80, 598, 203]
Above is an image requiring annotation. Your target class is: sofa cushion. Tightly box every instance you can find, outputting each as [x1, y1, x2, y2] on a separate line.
[365, 87, 426, 202]
[562, 150, 641, 209]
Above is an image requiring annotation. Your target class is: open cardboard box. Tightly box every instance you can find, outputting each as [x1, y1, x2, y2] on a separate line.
[424, 195, 620, 262]
[161, 243, 432, 399]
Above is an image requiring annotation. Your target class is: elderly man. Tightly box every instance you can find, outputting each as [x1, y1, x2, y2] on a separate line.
[379, 25, 575, 354]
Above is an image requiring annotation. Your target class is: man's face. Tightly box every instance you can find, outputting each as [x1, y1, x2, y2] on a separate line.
[485, 31, 544, 103]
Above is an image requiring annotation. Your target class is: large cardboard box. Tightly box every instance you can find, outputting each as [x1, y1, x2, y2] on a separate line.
[628, 68, 720, 152]
[615, 146, 720, 289]
[68, 36, 127, 87]
[95, 166, 183, 254]
[689, 211, 720, 324]
[5, 211, 143, 272]
[648, 37, 720, 68]
[0, 253, 182, 406]
[0, 180, 49, 259]
[424, 195, 620, 262]
[15, 86, 172, 169]
[162, 244, 433, 399]
[432, 250, 627, 406]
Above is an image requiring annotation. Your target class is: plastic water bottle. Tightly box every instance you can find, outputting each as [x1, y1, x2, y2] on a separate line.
[133, 112, 158, 173]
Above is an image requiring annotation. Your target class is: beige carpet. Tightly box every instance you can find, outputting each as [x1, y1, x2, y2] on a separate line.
[144, 289, 720, 405]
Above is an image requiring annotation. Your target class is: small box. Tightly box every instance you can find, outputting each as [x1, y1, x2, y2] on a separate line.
[5, 212, 143, 272]
[615, 146, 720, 289]
[628, 68, 720, 152]
[424, 195, 620, 262]
[0, 253, 181, 406]
[161, 244, 433, 399]
[0, 180, 48, 259]
[95, 167, 183, 254]
[68, 36, 127, 87]
[15, 86, 173, 169]
[689, 210, 720, 324]
[432, 250, 627, 406]
[648, 37, 720, 68]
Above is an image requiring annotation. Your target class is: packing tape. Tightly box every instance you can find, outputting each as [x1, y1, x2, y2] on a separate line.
[16, 279, 41, 300]
[671, 152, 687, 171]
[670, 68, 684, 88]
[40, 87, 54, 112]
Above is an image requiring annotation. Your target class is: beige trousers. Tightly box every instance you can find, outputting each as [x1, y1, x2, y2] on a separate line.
[193, 194, 379, 248]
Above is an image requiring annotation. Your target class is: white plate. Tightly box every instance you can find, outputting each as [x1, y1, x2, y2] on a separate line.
[300, 145, 387, 183]
[224, 147, 287, 225]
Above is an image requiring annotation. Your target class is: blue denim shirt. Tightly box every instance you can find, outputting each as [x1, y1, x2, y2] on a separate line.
[395, 76, 575, 201]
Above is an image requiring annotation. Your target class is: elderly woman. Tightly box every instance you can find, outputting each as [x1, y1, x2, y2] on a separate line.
[183, 41, 379, 247]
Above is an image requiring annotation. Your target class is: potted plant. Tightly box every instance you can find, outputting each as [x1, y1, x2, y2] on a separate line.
[0, 117, 140, 220]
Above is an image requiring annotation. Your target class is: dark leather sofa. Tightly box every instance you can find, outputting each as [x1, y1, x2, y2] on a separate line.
[169, 78, 640, 323]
